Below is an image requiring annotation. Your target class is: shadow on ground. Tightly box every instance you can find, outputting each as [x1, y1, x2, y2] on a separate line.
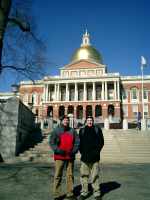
[73, 181, 121, 198]
[100, 181, 121, 197]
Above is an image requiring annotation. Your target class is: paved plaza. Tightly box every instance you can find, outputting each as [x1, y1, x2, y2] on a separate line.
[0, 162, 150, 200]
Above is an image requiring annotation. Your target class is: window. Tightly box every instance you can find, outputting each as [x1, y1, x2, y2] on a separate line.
[108, 84, 114, 100]
[78, 88, 83, 101]
[132, 104, 138, 117]
[144, 105, 148, 117]
[87, 86, 92, 100]
[144, 90, 148, 101]
[80, 71, 86, 76]
[88, 70, 94, 75]
[71, 71, 77, 77]
[96, 86, 101, 100]
[61, 87, 66, 101]
[63, 71, 69, 77]
[131, 88, 138, 101]
[108, 89, 114, 100]
[96, 70, 102, 75]
[69, 87, 75, 101]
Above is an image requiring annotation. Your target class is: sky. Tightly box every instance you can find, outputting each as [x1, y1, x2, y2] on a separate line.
[0, 0, 150, 92]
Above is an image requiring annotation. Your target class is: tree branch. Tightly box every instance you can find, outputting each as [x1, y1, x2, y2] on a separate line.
[8, 17, 30, 32]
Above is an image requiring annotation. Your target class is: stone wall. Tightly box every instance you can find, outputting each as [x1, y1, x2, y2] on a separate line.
[0, 97, 35, 162]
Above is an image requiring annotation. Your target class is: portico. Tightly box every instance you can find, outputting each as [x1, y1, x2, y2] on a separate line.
[43, 80, 120, 102]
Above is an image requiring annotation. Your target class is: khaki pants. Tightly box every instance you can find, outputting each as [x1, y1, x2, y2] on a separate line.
[53, 160, 74, 198]
[80, 161, 101, 197]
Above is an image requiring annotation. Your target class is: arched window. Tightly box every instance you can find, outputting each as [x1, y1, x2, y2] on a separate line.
[95, 105, 102, 117]
[86, 105, 92, 117]
[59, 106, 65, 119]
[68, 105, 74, 114]
[47, 106, 53, 117]
[76, 105, 83, 119]
[108, 105, 115, 116]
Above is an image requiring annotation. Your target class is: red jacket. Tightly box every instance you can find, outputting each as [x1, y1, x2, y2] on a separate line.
[49, 126, 79, 160]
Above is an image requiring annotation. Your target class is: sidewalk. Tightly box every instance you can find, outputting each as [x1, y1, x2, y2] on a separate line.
[0, 162, 150, 200]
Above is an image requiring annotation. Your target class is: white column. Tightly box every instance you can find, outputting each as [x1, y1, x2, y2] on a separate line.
[66, 83, 69, 101]
[92, 82, 96, 101]
[75, 83, 78, 101]
[45, 84, 48, 102]
[117, 81, 120, 100]
[43, 84, 46, 102]
[54, 84, 57, 101]
[105, 81, 108, 100]
[104, 118, 109, 130]
[114, 81, 117, 100]
[57, 83, 60, 101]
[83, 82, 87, 101]
[102, 82, 104, 100]
[48, 85, 51, 101]
[68, 83, 70, 101]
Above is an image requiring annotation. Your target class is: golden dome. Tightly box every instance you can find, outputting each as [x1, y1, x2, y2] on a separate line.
[71, 30, 103, 63]
[71, 45, 102, 63]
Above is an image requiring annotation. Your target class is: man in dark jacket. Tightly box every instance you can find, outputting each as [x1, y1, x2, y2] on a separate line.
[79, 116, 104, 200]
[49, 115, 79, 200]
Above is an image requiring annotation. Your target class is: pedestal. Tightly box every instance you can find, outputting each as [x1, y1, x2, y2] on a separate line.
[123, 119, 128, 130]
[104, 118, 109, 130]
[141, 119, 146, 131]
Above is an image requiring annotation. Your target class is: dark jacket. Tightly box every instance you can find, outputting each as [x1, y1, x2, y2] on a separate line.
[79, 125, 104, 163]
[49, 125, 79, 160]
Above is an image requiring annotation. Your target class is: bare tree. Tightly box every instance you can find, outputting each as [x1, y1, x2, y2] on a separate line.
[0, 0, 46, 80]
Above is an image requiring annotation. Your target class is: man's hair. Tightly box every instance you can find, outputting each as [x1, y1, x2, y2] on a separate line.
[86, 116, 94, 121]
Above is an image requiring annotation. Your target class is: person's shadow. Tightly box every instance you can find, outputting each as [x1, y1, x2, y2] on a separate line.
[73, 181, 121, 199]
[100, 181, 121, 197]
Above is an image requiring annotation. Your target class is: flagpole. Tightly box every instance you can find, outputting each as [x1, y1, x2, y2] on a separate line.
[141, 64, 144, 121]
[141, 56, 146, 130]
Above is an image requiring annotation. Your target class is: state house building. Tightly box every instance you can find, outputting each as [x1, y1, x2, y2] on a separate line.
[19, 31, 150, 126]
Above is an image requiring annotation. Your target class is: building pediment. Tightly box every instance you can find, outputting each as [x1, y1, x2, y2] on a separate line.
[62, 59, 105, 70]
[60, 60, 106, 78]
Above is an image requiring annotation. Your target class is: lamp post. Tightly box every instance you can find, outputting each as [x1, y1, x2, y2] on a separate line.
[141, 56, 146, 130]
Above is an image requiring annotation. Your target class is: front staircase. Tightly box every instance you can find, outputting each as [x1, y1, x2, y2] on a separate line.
[101, 130, 150, 163]
[10, 129, 150, 164]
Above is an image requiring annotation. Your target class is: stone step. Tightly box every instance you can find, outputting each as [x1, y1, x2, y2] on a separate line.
[13, 131, 150, 164]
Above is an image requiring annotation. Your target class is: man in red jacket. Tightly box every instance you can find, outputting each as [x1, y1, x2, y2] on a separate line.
[49, 115, 79, 200]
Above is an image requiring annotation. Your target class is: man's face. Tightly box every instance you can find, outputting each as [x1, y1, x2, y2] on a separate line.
[62, 117, 69, 127]
[86, 118, 93, 127]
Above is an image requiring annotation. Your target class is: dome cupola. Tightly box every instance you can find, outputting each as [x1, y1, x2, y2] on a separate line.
[71, 30, 103, 63]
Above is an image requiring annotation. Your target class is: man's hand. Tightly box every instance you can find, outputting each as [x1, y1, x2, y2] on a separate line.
[54, 149, 66, 155]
